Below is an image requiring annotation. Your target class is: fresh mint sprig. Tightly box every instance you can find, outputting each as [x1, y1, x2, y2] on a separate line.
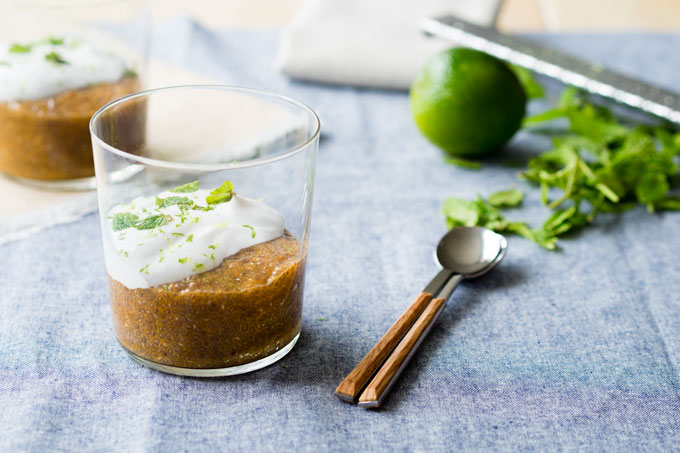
[442, 85, 680, 250]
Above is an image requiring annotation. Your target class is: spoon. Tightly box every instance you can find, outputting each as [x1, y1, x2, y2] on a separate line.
[335, 226, 507, 407]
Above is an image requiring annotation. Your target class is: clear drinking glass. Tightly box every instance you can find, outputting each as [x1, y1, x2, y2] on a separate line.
[0, 0, 149, 190]
[90, 85, 320, 376]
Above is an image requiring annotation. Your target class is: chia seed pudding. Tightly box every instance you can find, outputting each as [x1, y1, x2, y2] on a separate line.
[103, 180, 305, 370]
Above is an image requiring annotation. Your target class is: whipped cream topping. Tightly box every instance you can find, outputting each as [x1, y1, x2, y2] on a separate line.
[103, 187, 285, 289]
[0, 37, 128, 102]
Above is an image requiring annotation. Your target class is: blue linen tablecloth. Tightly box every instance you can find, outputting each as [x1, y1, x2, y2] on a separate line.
[1, 20, 679, 451]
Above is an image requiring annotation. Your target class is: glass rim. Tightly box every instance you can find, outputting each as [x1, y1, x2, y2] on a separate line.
[89, 84, 321, 172]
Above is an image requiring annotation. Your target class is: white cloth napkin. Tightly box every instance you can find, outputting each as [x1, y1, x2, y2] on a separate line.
[277, 0, 501, 90]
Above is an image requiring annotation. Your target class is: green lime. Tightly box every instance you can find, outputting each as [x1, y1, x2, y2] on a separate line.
[410, 47, 526, 158]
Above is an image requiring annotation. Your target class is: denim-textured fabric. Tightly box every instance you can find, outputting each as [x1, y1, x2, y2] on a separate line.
[1, 20, 679, 451]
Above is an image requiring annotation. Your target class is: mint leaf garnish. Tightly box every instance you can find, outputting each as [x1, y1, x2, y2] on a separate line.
[178, 257, 191, 264]
[46, 36, 64, 45]
[112, 212, 140, 231]
[443, 156, 482, 170]
[135, 214, 167, 230]
[156, 196, 193, 209]
[206, 181, 234, 205]
[170, 180, 199, 193]
[45, 51, 68, 65]
[123, 68, 137, 78]
[9, 43, 31, 53]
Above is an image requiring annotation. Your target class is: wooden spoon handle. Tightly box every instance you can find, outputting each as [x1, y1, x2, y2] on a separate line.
[358, 296, 447, 407]
[334, 292, 433, 401]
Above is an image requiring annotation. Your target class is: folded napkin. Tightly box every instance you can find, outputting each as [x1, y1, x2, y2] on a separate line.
[277, 0, 501, 89]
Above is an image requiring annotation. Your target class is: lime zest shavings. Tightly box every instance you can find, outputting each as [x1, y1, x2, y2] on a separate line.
[242, 224, 256, 238]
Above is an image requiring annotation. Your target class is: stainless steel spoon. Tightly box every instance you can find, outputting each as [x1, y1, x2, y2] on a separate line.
[335, 226, 507, 407]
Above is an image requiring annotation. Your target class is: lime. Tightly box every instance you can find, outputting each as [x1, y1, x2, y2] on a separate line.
[410, 47, 526, 158]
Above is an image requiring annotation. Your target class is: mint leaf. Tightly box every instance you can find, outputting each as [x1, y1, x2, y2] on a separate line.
[45, 51, 68, 65]
[509, 65, 544, 99]
[635, 172, 669, 204]
[206, 180, 234, 205]
[442, 197, 479, 228]
[488, 188, 523, 208]
[170, 180, 199, 193]
[111, 212, 140, 231]
[443, 156, 482, 170]
[9, 43, 31, 53]
[156, 196, 193, 209]
[135, 214, 166, 230]
[46, 36, 64, 45]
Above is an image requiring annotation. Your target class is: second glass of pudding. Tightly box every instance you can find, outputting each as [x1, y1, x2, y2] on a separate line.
[0, 0, 148, 189]
[91, 85, 320, 376]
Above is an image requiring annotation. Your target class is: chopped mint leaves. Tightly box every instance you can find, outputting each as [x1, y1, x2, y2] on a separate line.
[123, 68, 137, 78]
[45, 51, 68, 65]
[206, 181, 234, 205]
[487, 188, 523, 208]
[111, 212, 140, 231]
[208, 243, 218, 250]
[156, 196, 193, 209]
[170, 180, 199, 193]
[46, 36, 64, 45]
[9, 43, 31, 53]
[178, 257, 191, 264]
[443, 84, 680, 250]
[139, 264, 150, 274]
[442, 191, 557, 250]
[242, 224, 256, 238]
[171, 232, 184, 237]
[443, 156, 482, 170]
[186, 234, 194, 243]
[193, 263, 205, 272]
[135, 214, 167, 230]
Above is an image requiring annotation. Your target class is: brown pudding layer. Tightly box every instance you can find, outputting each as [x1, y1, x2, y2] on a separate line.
[0, 76, 140, 181]
[109, 234, 305, 369]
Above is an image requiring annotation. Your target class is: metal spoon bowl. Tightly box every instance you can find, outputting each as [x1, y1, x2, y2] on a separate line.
[436, 226, 507, 277]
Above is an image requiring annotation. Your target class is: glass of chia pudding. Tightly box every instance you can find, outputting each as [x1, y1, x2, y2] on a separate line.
[90, 85, 320, 376]
[0, 0, 148, 190]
